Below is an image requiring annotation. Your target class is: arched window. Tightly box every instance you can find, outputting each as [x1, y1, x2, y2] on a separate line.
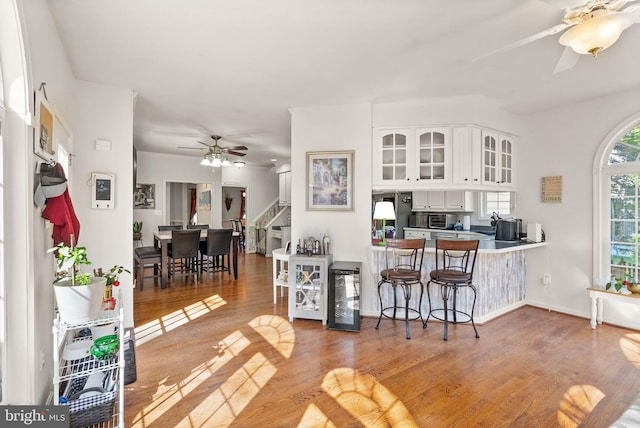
[594, 115, 640, 287]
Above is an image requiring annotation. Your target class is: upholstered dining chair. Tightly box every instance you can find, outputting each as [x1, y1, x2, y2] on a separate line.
[133, 246, 162, 290]
[200, 228, 233, 276]
[187, 224, 209, 229]
[167, 229, 201, 282]
[424, 239, 480, 341]
[375, 238, 426, 339]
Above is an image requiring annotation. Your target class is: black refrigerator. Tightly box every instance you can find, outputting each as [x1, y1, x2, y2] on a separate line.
[328, 262, 362, 332]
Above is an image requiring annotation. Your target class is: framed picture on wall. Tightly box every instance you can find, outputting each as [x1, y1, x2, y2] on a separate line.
[34, 91, 56, 161]
[306, 150, 354, 211]
[134, 183, 155, 209]
[199, 190, 211, 210]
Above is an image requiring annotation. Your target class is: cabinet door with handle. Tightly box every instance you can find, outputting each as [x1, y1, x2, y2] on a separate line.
[373, 128, 412, 187]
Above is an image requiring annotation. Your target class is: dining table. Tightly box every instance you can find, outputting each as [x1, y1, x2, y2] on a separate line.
[153, 229, 240, 288]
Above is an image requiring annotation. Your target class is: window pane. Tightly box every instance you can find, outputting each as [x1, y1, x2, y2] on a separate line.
[609, 125, 640, 164]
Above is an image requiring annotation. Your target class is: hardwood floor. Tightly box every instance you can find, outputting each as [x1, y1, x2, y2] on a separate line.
[125, 253, 640, 427]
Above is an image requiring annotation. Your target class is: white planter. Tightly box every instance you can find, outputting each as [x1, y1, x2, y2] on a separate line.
[53, 276, 107, 324]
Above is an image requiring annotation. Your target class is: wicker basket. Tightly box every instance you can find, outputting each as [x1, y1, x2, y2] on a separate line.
[64, 371, 117, 427]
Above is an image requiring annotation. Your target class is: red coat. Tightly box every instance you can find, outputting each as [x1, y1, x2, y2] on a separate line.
[41, 164, 80, 246]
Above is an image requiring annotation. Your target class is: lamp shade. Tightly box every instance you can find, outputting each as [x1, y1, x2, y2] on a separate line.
[200, 158, 211, 166]
[373, 201, 396, 220]
[559, 11, 633, 55]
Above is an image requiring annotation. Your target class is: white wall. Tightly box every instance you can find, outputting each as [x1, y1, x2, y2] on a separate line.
[71, 79, 134, 327]
[290, 104, 375, 309]
[520, 88, 640, 329]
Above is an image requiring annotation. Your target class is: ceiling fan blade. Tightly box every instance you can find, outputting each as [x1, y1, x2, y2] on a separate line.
[177, 146, 204, 150]
[196, 140, 212, 148]
[472, 22, 572, 62]
[226, 150, 246, 157]
[553, 46, 581, 73]
[225, 145, 248, 151]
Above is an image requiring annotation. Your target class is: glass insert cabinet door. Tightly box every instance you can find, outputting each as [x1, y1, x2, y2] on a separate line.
[289, 255, 332, 325]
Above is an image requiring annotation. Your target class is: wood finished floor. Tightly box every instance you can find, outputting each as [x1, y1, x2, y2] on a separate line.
[125, 252, 640, 427]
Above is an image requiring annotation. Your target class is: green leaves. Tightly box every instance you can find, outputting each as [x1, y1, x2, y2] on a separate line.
[48, 242, 92, 285]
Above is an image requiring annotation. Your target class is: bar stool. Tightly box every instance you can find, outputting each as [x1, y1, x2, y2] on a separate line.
[424, 239, 480, 341]
[375, 238, 426, 340]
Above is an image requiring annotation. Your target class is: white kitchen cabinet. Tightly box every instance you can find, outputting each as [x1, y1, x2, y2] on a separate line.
[404, 229, 431, 239]
[373, 127, 451, 188]
[412, 190, 473, 212]
[452, 126, 482, 186]
[444, 190, 474, 211]
[412, 191, 430, 210]
[278, 171, 291, 205]
[481, 130, 516, 189]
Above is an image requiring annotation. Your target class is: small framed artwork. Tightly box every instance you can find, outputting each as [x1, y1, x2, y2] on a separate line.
[91, 173, 115, 209]
[199, 190, 211, 211]
[306, 150, 354, 211]
[34, 91, 55, 161]
[134, 183, 155, 209]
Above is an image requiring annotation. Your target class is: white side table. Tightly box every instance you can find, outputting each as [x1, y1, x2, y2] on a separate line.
[272, 248, 290, 304]
[588, 287, 640, 329]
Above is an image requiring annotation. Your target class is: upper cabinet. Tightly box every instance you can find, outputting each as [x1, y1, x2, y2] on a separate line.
[278, 171, 291, 205]
[373, 124, 516, 191]
[412, 190, 474, 212]
[481, 130, 516, 189]
[373, 127, 451, 188]
[452, 127, 482, 186]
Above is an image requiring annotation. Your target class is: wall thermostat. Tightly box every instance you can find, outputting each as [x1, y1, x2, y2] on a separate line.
[91, 172, 115, 209]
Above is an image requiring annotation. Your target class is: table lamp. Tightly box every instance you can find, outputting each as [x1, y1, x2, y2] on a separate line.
[373, 201, 396, 246]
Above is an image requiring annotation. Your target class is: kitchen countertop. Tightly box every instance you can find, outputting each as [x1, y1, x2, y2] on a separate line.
[381, 231, 547, 253]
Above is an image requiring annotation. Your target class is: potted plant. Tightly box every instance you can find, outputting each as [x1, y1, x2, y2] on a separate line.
[48, 240, 108, 324]
[133, 221, 143, 241]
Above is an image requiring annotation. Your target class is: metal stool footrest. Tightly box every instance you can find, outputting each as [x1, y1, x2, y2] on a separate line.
[428, 308, 473, 324]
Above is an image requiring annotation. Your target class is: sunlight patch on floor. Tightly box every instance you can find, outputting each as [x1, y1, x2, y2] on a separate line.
[557, 384, 605, 428]
[298, 404, 337, 428]
[620, 333, 640, 368]
[321, 367, 418, 428]
[177, 352, 277, 427]
[131, 329, 250, 426]
[134, 294, 226, 346]
[249, 315, 295, 358]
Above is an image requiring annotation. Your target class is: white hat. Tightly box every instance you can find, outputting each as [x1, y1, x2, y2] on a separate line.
[34, 181, 67, 208]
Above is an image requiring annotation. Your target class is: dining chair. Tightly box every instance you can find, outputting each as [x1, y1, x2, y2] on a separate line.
[158, 225, 182, 231]
[375, 238, 426, 339]
[167, 230, 201, 282]
[200, 229, 233, 276]
[231, 219, 245, 250]
[133, 246, 162, 290]
[187, 224, 209, 229]
[424, 239, 480, 341]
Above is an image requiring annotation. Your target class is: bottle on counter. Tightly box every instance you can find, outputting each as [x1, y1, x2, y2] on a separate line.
[454, 220, 463, 231]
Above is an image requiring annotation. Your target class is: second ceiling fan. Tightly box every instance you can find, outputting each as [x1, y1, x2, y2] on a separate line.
[477, 0, 640, 73]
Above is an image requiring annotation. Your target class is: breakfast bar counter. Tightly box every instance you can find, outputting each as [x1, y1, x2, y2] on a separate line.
[369, 239, 548, 323]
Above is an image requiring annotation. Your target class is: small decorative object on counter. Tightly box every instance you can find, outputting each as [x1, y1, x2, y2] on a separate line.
[323, 233, 330, 255]
[606, 275, 640, 294]
[454, 220, 463, 231]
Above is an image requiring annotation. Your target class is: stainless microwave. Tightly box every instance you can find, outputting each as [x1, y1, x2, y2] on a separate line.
[409, 213, 456, 229]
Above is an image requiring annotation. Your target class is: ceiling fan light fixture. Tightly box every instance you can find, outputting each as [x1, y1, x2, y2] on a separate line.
[200, 157, 212, 166]
[221, 157, 231, 167]
[210, 155, 222, 168]
[234, 161, 245, 168]
[559, 11, 633, 56]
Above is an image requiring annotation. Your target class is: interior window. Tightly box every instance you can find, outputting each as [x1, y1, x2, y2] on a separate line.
[480, 191, 511, 218]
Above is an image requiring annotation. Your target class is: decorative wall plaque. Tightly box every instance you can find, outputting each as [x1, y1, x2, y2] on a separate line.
[541, 176, 562, 203]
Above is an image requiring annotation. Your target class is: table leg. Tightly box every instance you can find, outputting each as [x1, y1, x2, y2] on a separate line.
[161, 240, 168, 289]
[597, 296, 604, 326]
[233, 235, 239, 279]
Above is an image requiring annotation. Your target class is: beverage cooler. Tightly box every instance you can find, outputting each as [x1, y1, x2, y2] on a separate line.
[328, 262, 362, 332]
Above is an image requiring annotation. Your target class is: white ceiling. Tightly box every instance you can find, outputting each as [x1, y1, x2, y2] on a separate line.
[46, 0, 640, 166]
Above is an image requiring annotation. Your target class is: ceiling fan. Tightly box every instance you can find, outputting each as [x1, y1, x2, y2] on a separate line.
[178, 135, 248, 167]
[476, 0, 640, 73]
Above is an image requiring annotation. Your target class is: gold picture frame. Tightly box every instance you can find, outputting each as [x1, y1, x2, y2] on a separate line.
[306, 150, 354, 211]
[34, 91, 55, 161]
